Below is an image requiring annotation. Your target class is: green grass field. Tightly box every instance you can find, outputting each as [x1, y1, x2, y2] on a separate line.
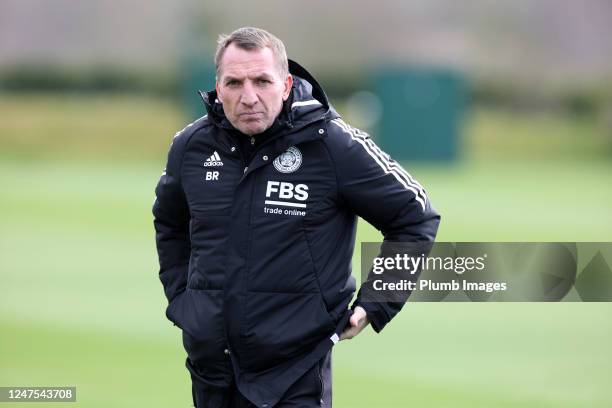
[1, 94, 611, 407]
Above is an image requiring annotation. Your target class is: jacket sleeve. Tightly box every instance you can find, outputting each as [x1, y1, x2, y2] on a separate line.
[152, 133, 191, 304]
[328, 118, 441, 332]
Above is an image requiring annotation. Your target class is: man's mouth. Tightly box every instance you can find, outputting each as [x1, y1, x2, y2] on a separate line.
[239, 112, 263, 117]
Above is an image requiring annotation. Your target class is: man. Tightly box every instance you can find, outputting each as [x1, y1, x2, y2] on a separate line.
[153, 27, 440, 408]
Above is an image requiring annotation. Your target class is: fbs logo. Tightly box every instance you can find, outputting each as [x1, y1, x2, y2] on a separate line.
[204, 151, 223, 167]
[265, 181, 308, 208]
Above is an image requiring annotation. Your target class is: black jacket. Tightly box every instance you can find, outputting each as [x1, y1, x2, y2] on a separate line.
[153, 60, 440, 407]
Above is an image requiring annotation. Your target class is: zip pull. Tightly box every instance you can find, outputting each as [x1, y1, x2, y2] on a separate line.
[250, 136, 255, 146]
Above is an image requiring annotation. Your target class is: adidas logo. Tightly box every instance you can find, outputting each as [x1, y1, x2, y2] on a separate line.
[203, 151, 224, 167]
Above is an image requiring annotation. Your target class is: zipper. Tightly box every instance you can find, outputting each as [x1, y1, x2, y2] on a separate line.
[237, 172, 256, 354]
[232, 139, 249, 181]
[316, 360, 324, 405]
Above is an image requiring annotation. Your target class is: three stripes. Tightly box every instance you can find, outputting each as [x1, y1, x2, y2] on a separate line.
[331, 118, 427, 211]
[206, 151, 222, 163]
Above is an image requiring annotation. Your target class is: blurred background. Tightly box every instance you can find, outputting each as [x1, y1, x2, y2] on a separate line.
[1, 1, 611, 407]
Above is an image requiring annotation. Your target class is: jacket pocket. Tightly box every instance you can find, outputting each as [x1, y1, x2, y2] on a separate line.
[241, 291, 336, 370]
[166, 288, 228, 365]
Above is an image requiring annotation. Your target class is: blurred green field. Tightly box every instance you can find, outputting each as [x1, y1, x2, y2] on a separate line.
[1, 94, 611, 407]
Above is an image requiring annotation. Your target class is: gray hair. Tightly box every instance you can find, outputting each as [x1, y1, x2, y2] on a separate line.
[214, 27, 289, 79]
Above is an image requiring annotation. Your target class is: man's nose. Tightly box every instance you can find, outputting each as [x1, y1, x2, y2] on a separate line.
[240, 83, 258, 106]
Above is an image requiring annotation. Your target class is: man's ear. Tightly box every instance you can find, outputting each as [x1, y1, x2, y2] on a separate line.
[215, 81, 223, 103]
[282, 74, 293, 101]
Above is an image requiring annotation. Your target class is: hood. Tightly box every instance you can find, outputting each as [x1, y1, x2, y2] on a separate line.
[198, 59, 339, 132]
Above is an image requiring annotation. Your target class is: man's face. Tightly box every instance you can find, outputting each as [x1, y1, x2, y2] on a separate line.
[216, 44, 293, 136]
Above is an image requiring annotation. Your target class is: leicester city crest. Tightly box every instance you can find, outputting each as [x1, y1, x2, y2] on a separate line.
[273, 146, 302, 173]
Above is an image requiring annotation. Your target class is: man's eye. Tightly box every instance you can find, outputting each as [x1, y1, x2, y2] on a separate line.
[226, 80, 240, 86]
[257, 79, 271, 85]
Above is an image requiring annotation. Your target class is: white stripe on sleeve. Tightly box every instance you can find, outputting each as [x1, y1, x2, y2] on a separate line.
[331, 118, 427, 210]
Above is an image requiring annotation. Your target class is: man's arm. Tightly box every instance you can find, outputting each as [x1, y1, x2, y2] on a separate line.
[328, 118, 441, 335]
[152, 132, 192, 304]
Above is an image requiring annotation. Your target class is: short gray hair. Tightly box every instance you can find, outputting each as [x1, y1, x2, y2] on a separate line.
[214, 27, 289, 79]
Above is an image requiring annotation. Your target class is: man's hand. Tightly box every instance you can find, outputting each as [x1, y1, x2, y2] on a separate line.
[340, 306, 370, 341]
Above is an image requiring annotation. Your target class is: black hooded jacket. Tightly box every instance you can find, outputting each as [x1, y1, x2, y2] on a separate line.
[153, 60, 440, 407]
